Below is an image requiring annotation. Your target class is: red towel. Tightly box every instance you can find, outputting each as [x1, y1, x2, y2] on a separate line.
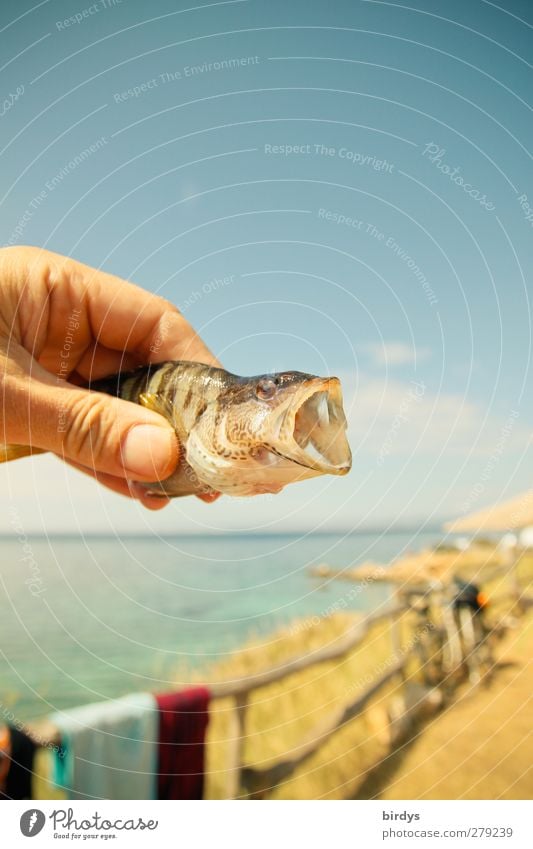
[0, 726, 36, 800]
[155, 687, 210, 799]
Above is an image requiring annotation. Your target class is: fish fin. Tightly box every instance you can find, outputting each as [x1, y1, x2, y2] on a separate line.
[139, 392, 173, 419]
[0, 444, 47, 463]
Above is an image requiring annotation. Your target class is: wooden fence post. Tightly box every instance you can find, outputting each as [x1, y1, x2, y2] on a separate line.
[390, 590, 403, 662]
[508, 546, 524, 613]
[225, 693, 248, 799]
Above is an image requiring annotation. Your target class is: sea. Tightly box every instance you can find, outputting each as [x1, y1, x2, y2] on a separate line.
[0, 529, 443, 721]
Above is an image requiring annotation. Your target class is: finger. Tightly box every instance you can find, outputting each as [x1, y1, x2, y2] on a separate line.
[32, 249, 220, 366]
[65, 460, 171, 510]
[2, 349, 179, 482]
[196, 491, 222, 503]
[72, 343, 140, 381]
[127, 480, 171, 510]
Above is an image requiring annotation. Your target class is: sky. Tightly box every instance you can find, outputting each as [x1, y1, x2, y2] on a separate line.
[0, 0, 532, 534]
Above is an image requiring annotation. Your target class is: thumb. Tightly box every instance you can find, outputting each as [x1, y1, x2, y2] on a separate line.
[2, 359, 179, 482]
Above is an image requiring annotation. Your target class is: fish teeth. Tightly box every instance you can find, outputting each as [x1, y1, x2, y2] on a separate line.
[317, 393, 329, 425]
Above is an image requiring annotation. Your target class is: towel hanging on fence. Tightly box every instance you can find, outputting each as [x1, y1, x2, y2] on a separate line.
[155, 687, 210, 799]
[50, 693, 158, 800]
[0, 725, 36, 800]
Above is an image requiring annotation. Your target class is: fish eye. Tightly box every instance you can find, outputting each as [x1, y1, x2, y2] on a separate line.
[256, 378, 277, 400]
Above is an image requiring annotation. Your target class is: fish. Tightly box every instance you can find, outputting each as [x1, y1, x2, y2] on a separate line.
[91, 361, 352, 498]
[0, 362, 352, 498]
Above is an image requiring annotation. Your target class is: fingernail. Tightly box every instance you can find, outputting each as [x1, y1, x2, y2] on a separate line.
[128, 480, 170, 509]
[121, 425, 176, 479]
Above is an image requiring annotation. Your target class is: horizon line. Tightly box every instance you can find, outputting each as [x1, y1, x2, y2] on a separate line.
[0, 525, 450, 538]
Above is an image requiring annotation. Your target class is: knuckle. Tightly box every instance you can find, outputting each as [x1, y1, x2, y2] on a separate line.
[157, 297, 181, 317]
[62, 391, 115, 466]
[146, 306, 184, 357]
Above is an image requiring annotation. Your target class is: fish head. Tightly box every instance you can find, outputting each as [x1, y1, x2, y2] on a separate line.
[187, 371, 352, 495]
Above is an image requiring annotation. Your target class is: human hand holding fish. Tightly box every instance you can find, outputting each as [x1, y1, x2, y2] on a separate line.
[0, 246, 219, 509]
[0, 247, 351, 506]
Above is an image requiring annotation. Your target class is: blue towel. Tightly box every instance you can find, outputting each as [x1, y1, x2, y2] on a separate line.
[50, 693, 158, 800]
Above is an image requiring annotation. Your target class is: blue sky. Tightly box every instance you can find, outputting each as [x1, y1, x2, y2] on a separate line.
[0, 0, 532, 533]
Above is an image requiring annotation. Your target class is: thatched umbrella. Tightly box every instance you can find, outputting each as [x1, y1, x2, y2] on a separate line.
[444, 490, 533, 534]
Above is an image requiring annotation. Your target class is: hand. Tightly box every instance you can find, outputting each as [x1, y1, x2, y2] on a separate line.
[0, 246, 220, 509]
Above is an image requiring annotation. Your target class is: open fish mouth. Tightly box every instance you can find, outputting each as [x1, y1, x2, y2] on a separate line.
[270, 377, 352, 475]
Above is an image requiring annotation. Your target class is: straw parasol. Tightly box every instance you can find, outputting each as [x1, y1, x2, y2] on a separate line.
[444, 490, 533, 534]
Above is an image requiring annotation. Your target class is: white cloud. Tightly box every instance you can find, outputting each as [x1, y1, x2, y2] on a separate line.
[362, 342, 431, 367]
[339, 370, 530, 462]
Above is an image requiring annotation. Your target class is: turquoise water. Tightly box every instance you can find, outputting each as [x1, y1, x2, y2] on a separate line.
[0, 530, 441, 720]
